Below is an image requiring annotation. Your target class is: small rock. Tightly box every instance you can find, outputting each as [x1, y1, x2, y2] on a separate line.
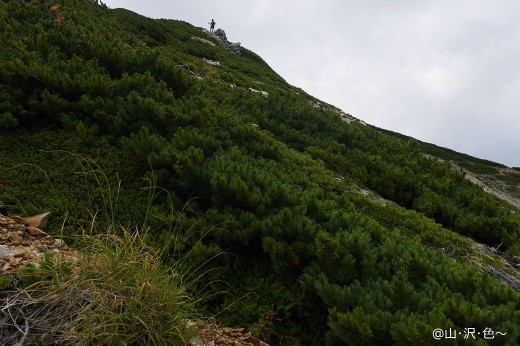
[12, 248, 25, 258]
[26, 226, 47, 237]
[190, 337, 205, 346]
[9, 232, 26, 245]
[54, 238, 65, 248]
[25, 212, 50, 229]
[22, 251, 33, 260]
[1, 261, 10, 272]
[11, 215, 28, 225]
[0, 245, 14, 260]
[9, 256, 18, 267]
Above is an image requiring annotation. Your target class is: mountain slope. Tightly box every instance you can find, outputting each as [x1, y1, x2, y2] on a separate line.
[2, 1, 520, 344]
[380, 127, 520, 208]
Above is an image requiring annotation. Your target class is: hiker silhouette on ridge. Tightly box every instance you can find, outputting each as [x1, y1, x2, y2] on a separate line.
[209, 19, 215, 33]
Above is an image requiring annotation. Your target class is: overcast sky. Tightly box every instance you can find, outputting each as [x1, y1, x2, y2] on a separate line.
[102, 0, 520, 167]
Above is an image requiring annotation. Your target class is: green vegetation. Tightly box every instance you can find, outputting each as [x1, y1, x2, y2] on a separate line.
[2, 0, 520, 344]
[7, 228, 198, 345]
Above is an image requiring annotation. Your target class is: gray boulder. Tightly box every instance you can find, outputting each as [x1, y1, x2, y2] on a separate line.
[0, 245, 14, 260]
[207, 28, 241, 55]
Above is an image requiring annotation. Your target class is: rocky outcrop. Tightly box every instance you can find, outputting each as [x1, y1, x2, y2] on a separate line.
[289, 90, 364, 125]
[191, 36, 216, 47]
[205, 28, 241, 55]
[178, 63, 203, 80]
[248, 87, 268, 97]
[461, 167, 520, 209]
[203, 58, 220, 66]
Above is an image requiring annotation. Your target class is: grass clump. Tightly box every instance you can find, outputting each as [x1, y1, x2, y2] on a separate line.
[2, 228, 198, 346]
